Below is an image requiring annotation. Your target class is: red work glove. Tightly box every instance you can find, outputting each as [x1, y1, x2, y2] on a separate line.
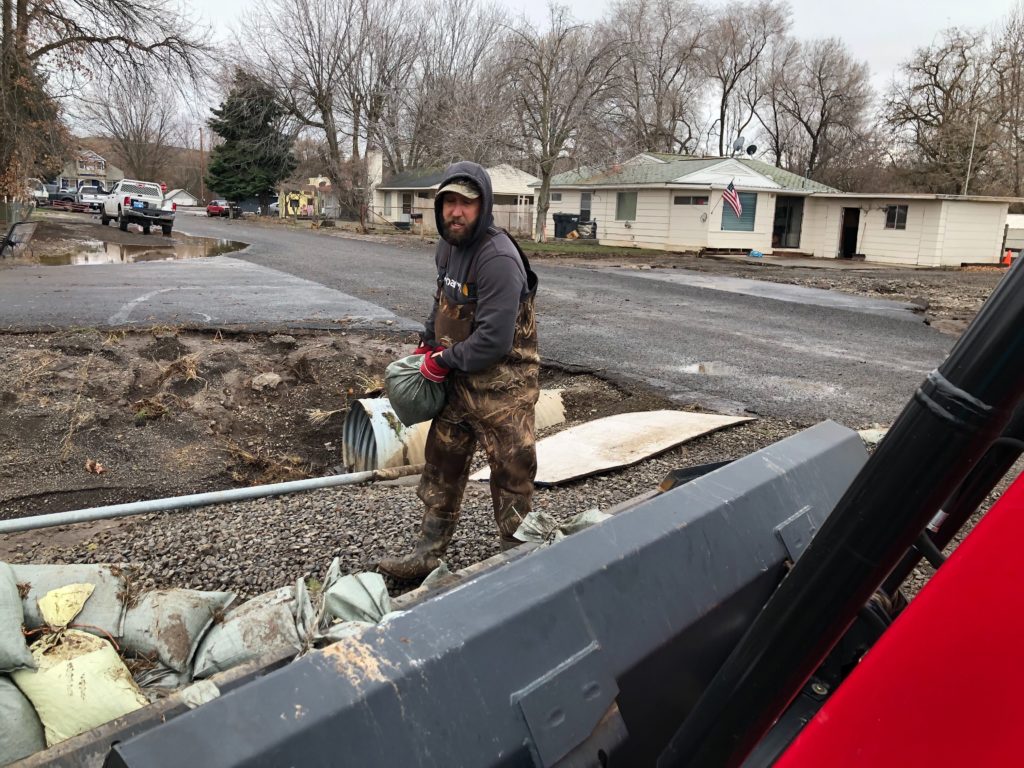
[413, 341, 436, 356]
[419, 352, 449, 383]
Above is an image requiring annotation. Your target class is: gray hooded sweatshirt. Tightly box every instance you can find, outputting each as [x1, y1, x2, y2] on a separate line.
[424, 161, 530, 373]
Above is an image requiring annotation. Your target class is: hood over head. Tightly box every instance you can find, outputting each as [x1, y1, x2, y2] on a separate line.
[434, 161, 494, 246]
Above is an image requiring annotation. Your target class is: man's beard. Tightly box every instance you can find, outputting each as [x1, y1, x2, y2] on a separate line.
[443, 218, 473, 245]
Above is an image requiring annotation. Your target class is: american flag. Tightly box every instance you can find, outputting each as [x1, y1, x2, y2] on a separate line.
[723, 181, 742, 218]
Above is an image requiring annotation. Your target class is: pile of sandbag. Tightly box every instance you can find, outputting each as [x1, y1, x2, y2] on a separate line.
[0, 558, 396, 766]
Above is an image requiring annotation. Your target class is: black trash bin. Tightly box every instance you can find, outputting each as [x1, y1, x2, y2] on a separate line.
[552, 213, 581, 239]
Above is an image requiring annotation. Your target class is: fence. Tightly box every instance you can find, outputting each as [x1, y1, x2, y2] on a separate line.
[368, 203, 535, 238]
[0, 202, 34, 231]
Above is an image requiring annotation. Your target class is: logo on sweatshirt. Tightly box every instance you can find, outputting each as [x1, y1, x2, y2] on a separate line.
[444, 276, 470, 296]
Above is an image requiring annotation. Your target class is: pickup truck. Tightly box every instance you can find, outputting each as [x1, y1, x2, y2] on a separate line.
[101, 178, 175, 235]
[76, 185, 106, 210]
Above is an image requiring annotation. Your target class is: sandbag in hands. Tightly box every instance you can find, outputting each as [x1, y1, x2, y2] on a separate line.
[385, 354, 447, 427]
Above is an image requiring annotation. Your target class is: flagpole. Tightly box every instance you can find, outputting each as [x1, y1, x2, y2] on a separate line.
[708, 177, 734, 216]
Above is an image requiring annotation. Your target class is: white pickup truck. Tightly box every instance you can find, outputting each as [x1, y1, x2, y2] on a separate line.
[76, 185, 107, 210]
[101, 179, 175, 235]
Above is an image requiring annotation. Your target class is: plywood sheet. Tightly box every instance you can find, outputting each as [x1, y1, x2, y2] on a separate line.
[470, 410, 752, 486]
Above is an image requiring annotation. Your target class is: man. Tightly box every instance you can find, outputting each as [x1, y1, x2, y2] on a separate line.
[378, 161, 539, 581]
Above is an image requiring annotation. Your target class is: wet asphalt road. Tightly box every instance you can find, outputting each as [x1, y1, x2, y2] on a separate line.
[1, 214, 955, 426]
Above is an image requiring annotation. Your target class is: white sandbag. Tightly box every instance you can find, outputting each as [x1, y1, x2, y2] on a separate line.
[323, 572, 391, 624]
[11, 585, 147, 747]
[0, 562, 35, 673]
[192, 580, 313, 679]
[13, 631, 149, 746]
[122, 589, 235, 674]
[0, 676, 45, 765]
[12, 563, 127, 638]
[513, 508, 612, 546]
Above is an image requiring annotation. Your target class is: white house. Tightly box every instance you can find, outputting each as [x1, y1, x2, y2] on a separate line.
[165, 189, 199, 207]
[372, 164, 539, 236]
[543, 153, 1019, 266]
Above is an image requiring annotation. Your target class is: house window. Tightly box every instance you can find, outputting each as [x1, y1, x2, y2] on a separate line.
[674, 196, 709, 206]
[417, 192, 429, 199]
[383, 192, 391, 217]
[721, 192, 757, 231]
[580, 192, 592, 221]
[616, 191, 637, 221]
[402, 193, 412, 215]
[549, 192, 562, 203]
[885, 205, 908, 230]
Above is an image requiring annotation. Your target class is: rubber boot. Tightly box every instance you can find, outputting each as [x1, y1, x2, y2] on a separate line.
[377, 513, 457, 581]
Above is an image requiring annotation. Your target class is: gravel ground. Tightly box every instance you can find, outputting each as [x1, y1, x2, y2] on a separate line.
[1, 416, 797, 599]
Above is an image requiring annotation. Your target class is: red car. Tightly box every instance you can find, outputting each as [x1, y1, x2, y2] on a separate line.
[206, 200, 231, 217]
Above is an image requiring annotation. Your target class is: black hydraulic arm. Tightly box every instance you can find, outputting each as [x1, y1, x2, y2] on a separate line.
[659, 258, 1024, 768]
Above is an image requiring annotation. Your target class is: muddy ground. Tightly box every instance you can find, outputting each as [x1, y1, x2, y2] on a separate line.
[0, 216, 1016, 600]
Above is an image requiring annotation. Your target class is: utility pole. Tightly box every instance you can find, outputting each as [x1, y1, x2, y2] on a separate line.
[199, 127, 206, 203]
[963, 115, 980, 196]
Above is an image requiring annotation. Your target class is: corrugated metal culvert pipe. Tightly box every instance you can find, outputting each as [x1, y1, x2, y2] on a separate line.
[343, 391, 566, 473]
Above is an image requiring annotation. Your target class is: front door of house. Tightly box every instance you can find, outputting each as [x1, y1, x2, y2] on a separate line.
[401, 193, 412, 223]
[839, 207, 860, 257]
[773, 196, 804, 249]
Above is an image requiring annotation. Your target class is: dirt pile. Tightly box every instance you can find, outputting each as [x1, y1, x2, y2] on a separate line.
[0, 328, 399, 519]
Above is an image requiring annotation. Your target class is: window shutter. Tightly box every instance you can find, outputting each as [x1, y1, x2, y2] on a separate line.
[721, 192, 757, 231]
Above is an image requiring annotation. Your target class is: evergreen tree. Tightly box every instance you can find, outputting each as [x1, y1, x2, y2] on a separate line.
[206, 71, 296, 204]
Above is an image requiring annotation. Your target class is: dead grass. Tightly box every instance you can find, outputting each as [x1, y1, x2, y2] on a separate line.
[307, 408, 345, 427]
[220, 439, 311, 485]
[158, 354, 203, 387]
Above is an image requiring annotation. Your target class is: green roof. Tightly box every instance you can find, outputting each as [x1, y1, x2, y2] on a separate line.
[738, 158, 839, 193]
[546, 154, 840, 193]
[377, 166, 447, 190]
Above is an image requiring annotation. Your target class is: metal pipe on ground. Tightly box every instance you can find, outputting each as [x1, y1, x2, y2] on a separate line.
[0, 464, 425, 534]
[342, 391, 566, 473]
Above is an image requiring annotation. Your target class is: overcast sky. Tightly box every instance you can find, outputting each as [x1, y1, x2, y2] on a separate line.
[192, 0, 1017, 92]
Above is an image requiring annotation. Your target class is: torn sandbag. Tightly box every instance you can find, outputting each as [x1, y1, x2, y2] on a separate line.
[192, 580, 313, 679]
[421, 560, 453, 590]
[513, 508, 612, 546]
[317, 620, 374, 645]
[0, 562, 35, 673]
[12, 563, 129, 638]
[384, 354, 446, 427]
[322, 572, 391, 625]
[121, 589, 235, 674]
[11, 584, 147, 746]
[0, 676, 45, 765]
[133, 663, 192, 692]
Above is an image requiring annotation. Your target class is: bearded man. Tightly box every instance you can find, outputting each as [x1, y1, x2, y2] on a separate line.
[378, 161, 540, 581]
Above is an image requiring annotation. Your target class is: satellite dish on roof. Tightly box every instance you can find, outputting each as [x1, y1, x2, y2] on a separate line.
[732, 136, 746, 154]
[746, 145, 757, 156]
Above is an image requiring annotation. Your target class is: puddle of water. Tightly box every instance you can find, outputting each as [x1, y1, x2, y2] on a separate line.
[38, 235, 246, 266]
[680, 361, 738, 376]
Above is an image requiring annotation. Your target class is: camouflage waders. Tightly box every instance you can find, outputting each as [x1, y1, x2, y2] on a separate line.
[378, 231, 539, 581]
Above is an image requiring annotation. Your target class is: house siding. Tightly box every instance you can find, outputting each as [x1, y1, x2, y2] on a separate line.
[594, 189, 672, 249]
[938, 201, 1008, 266]
[667, 191, 710, 250]
[543, 190, 583, 238]
[706, 190, 773, 253]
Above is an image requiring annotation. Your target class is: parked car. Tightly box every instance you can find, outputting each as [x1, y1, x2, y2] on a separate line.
[101, 179, 176, 235]
[26, 179, 49, 206]
[206, 200, 231, 217]
[268, 201, 279, 215]
[76, 186, 107, 210]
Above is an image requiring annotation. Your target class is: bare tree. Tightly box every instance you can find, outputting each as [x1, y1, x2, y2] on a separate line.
[82, 76, 179, 181]
[772, 38, 872, 175]
[503, 5, 623, 240]
[702, 0, 789, 156]
[0, 0, 210, 193]
[885, 28, 1005, 194]
[602, 0, 706, 155]
[992, 3, 1024, 197]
